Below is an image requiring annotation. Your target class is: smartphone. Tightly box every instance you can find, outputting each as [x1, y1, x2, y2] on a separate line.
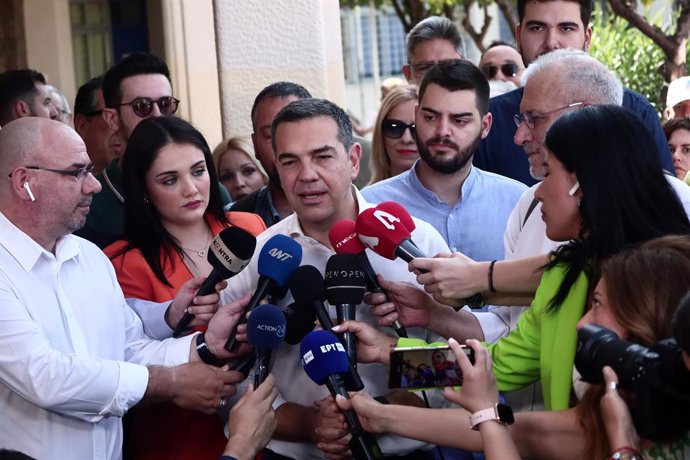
[388, 345, 475, 389]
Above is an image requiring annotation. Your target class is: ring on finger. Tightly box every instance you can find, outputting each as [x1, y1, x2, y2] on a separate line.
[219, 398, 227, 409]
[608, 381, 618, 391]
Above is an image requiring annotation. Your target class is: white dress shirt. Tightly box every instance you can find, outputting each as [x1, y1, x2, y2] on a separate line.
[0, 212, 194, 459]
[220, 187, 451, 459]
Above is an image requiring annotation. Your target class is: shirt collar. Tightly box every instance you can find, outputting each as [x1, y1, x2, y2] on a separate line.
[408, 160, 477, 204]
[0, 212, 81, 272]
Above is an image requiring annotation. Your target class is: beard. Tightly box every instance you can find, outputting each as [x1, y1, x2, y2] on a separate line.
[417, 133, 481, 175]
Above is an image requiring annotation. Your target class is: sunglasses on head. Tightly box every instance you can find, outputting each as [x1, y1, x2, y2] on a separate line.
[481, 62, 519, 80]
[382, 119, 416, 139]
[118, 96, 180, 118]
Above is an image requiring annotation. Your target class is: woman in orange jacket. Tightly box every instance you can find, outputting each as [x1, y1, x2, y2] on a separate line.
[105, 116, 265, 460]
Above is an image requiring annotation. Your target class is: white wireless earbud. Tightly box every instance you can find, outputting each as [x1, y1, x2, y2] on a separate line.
[23, 182, 36, 202]
[568, 181, 580, 197]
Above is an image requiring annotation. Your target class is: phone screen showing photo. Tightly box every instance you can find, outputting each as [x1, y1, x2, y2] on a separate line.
[389, 345, 473, 389]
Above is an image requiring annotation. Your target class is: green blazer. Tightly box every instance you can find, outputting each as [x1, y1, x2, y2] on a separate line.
[489, 264, 589, 410]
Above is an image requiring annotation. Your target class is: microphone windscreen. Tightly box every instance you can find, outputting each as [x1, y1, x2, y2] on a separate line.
[247, 303, 286, 350]
[257, 234, 303, 286]
[300, 330, 350, 385]
[355, 207, 412, 260]
[329, 219, 366, 255]
[324, 254, 366, 305]
[377, 201, 416, 232]
[288, 265, 327, 305]
[283, 302, 316, 345]
[207, 226, 257, 277]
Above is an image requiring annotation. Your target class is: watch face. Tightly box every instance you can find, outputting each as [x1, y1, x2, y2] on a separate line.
[497, 404, 515, 424]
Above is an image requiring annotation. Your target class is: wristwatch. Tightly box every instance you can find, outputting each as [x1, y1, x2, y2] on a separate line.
[195, 333, 226, 367]
[469, 403, 514, 430]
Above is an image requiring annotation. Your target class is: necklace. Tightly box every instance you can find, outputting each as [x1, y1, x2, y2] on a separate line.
[180, 231, 214, 258]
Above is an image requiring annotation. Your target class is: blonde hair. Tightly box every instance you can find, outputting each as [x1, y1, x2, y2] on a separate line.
[212, 136, 267, 182]
[368, 85, 419, 185]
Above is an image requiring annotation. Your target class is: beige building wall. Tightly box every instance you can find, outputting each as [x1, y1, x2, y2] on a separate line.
[22, 0, 76, 107]
[213, 0, 346, 139]
[151, 0, 224, 150]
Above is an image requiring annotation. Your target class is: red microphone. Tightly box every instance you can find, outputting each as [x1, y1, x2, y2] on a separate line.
[376, 201, 415, 232]
[355, 207, 426, 263]
[329, 219, 408, 337]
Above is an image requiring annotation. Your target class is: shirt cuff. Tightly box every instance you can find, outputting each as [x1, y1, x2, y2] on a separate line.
[109, 361, 149, 417]
[126, 298, 174, 340]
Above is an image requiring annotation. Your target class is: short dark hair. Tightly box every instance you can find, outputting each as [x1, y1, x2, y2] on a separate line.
[418, 60, 490, 116]
[0, 69, 47, 125]
[250, 81, 312, 129]
[486, 40, 518, 51]
[115, 116, 227, 286]
[271, 98, 354, 153]
[517, 0, 592, 28]
[102, 52, 171, 108]
[663, 117, 690, 141]
[406, 16, 464, 62]
[74, 75, 104, 118]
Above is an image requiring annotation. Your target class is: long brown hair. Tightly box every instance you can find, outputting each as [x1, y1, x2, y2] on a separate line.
[577, 235, 690, 458]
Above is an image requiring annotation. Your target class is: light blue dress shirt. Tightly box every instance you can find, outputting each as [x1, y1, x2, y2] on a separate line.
[361, 162, 527, 262]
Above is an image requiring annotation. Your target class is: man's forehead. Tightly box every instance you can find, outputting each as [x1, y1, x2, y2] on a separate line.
[275, 116, 342, 151]
[257, 95, 300, 124]
[522, 0, 583, 26]
[411, 38, 461, 62]
[521, 71, 562, 111]
[120, 73, 172, 98]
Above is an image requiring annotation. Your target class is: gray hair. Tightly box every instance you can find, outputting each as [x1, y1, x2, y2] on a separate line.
[406, 16, 464, 62]
[522, 49, 623, 105]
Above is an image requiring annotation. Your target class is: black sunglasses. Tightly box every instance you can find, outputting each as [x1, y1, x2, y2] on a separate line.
[382, 119, 416, 139]
[481, 62, 519, 80]
[118, 96, 180, 118]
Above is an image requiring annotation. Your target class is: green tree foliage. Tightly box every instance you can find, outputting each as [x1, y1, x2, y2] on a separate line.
[589, 8, 666, 114]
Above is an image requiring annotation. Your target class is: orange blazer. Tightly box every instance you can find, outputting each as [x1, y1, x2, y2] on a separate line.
[104, 211, 265, 460]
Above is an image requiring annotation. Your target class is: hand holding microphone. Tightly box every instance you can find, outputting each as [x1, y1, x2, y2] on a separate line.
[224, 234, 302, 352]
[301, 330, 384, 460]
[173, 227, 257, 337]
[356, 203, 484, 308]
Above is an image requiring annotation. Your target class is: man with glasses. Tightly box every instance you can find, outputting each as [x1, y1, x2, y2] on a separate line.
[0, 69, 59, 126]
[76, 53, 230, 248]
[73, 76, 123, 174]
[362, 60, 526, 266]
[402, 16, 464, 85]
[473, 0, 673, 186]
[0, 117, 250, 459]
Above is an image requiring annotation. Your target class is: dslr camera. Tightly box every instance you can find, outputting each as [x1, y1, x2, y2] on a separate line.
[575, 317, 690, 441]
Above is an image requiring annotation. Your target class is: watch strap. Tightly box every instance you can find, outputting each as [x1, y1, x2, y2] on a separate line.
[195, 333, 225, 367]
[469, 404, 512, 430]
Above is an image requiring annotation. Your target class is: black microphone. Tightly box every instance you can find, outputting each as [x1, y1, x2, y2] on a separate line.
[329, 219, 407, 338]
[247, 304, 285, 387]
[301, 330, 384, 460]
[288, 266, 364, 391]
[224, 234, 302, 352]
[325, 254, 366, 367]
[283, 302, 316, 345]
[172, 227, 256, 337]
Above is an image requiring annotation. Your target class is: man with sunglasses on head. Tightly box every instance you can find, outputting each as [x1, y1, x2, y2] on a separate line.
[76, 52, 231, 248]
[473, 0, 673, 186]
[73, 76, 123, 175]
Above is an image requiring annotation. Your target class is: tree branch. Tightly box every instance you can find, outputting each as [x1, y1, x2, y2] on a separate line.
[607, 0, 675, 55]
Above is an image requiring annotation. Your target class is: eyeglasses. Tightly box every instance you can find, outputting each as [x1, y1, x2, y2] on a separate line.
[481, 62, 519, 80]
[118, 96, 180, 118]
[513, 102, 585, 129]
[382, 119, 416, 139]
[409, 59, 460, 74]
[9, 164, 96, 182]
